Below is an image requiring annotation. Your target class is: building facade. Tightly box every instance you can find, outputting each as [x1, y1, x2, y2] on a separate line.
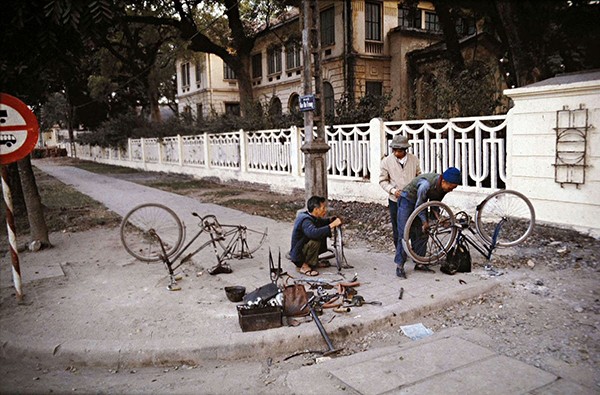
[176, 1, 496, 122]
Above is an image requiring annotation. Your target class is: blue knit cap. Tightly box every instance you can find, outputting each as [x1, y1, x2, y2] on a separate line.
[442, 167, 461, 185]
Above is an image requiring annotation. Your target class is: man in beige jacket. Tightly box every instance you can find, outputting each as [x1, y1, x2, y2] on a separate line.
[379, 134, 421, 248]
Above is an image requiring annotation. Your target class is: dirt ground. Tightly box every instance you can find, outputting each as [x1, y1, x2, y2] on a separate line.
[4, 158, 599, 385]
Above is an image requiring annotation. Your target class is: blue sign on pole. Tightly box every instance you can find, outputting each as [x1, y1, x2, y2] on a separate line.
[299, 95, 316, 112]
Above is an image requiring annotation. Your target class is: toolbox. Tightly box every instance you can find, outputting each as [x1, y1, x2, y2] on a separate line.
[237, 305, 282, 332]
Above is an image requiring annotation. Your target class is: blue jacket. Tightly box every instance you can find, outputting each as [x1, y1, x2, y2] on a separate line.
[289, 211, 332, 264]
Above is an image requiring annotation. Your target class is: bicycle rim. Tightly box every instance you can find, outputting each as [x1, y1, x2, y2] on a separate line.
[219, 225, 268, 259]
[120, 203, 184, 262]
[333, 226, 348, 271]
[403, 201, 457, 264]
[475, 190, 535, 247]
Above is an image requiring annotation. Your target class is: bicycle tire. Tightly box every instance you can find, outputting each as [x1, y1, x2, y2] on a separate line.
[332, 226, 349, 271]
[475, 189, 535, 247]
[217, 225, 268, 259]
[120, 203, 184, 262]
[403, 201, 458, 264]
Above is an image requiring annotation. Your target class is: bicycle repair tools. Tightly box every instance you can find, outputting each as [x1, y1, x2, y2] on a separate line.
[269, 248, 285, 283]
[344, 295, 382, 307]
[301, 294, 343, 356]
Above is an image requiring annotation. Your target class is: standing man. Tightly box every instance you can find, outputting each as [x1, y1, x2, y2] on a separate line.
[290, 196, 342, 276]
[379, 134, 421, 248]
[394, 167, 462, 279]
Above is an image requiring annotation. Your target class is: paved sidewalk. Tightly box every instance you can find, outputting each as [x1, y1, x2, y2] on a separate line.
[0, 161, 590, 393]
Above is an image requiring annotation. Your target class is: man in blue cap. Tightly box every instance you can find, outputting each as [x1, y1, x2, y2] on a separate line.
[394, 167, 462, 279]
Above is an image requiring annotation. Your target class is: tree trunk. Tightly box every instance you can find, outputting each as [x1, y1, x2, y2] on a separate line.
[17, 156, 50, 248]
[492, 0, 526, 87]
[234, 53, 254, 116]
[148, 86, 162, 123]
[432, 0, 465, 73]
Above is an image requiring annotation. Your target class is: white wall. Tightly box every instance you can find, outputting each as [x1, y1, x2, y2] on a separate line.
[505, 73, 600, 237]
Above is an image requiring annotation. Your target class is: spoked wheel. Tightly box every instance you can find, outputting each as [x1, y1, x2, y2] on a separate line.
[218, 225, 268, 259]
[332, 226, 352, 271]
[403, 201, 458, 265]
[475, 190, 535, 247]
[120, 203, 184, 262]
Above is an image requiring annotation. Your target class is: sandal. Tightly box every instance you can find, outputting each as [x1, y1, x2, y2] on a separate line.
[297, 267, 319, 277]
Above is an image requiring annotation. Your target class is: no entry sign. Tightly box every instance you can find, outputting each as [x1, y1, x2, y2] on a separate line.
[0, 93, 39, 165]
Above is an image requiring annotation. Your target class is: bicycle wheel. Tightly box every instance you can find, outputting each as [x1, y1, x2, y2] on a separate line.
[475, 190, 535, 247]
[332, 226, 351, 271]
[218, 225, 268, 259]
[403, 201, 458, 265]
[120, 203, 184, 262]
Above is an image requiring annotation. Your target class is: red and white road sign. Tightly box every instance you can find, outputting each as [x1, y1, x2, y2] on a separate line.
[0, 93, 40, 165]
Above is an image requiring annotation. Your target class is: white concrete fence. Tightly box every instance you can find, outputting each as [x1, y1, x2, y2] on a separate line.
[69, 116, 506, 211]
[67, 74, 600, 237]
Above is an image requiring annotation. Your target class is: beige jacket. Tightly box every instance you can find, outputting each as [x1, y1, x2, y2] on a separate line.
[379, 153, 421, 202]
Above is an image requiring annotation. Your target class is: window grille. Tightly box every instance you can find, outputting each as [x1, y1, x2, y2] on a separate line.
[365, 2, 382, 41]
[554, 105, 589, 187]
[223, 63, 236, 80]
[267, 46, 282, 75]
[424, 11, 441, 32]
[398, 5, 421, 29]
[181, 62, 190, 87]
[285, 42, 301, 70]
[195, 61, 202, 87]
[320, 7, 335, 46]
[252, 53, 262, 79]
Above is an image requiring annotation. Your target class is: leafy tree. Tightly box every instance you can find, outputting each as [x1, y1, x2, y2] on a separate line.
[123, 0, 294, 115]
[87, 15, 180, 122]
[417, 62, 503, 119]
[430, 0, 600, 88]
[334, 93, 398, 125]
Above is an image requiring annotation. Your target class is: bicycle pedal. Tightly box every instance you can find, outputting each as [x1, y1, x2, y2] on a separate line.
[173, 274, 183, 281]
[167, 284, 182, 291]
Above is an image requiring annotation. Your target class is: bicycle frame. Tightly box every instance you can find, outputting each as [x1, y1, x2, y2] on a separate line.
[151, 213, 259, 287]
[453, 212, 507, 260]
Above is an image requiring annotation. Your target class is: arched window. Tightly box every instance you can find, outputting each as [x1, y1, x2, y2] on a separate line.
[289, 93, 300, 115]
[269, 96, 282, 117]
[323, 82, 335, 121]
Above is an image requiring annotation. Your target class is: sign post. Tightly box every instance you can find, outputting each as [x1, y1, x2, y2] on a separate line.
[0, 93, 40, 301]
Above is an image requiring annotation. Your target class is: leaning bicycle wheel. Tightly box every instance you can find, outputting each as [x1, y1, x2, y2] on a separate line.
[332, 226, 351, 271]
[403, 201, 458, 265]
[475, 190, 535, 247]
[120, 203, 184, 262]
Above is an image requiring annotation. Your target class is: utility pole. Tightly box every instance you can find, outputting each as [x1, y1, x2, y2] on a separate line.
[301, 0, 329, 201]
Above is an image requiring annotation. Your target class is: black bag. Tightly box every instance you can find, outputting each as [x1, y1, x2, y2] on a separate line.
[441, 238, 471, 275]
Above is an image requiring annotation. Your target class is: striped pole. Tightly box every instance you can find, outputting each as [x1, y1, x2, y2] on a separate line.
[1, 165, 23, 301]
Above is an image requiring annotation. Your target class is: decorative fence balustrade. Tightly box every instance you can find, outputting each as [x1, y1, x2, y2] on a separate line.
[324, 123, 372, 179]
[68, 115, 506, 201]
[384, 115, 507, 189]
[247, 128, 293, 173]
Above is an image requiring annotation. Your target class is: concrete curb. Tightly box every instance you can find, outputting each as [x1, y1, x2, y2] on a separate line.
[1, 280, 499, 368]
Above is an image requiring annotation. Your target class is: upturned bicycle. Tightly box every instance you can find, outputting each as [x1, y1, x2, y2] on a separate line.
[402, 190, 535, 264]
[120, 203, 267, 290]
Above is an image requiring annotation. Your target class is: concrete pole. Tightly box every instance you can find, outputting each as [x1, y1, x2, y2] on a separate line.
[301, 0, 330, 202]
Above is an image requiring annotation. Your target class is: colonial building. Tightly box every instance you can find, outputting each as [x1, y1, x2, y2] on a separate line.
[175, 1, 502, 122]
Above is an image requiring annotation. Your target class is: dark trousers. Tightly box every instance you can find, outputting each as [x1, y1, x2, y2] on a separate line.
[394, 196, 427, 268]
[394, 196, 416, 267]
[389, 199, 399, 247]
